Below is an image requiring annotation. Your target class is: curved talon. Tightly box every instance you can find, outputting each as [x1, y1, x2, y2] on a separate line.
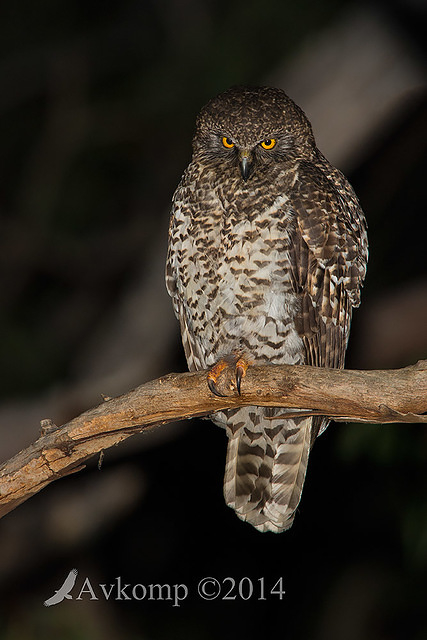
[235, 357, 249, 395]
[208, 376, 227, 397]
[207, 359, 229, 397]
[235, 365, 244, 395]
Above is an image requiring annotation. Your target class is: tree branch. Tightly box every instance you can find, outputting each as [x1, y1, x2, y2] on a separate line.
[0, 361, 426, 519]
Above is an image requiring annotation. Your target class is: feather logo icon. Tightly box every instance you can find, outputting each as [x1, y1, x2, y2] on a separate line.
[44, 569, 78, 606]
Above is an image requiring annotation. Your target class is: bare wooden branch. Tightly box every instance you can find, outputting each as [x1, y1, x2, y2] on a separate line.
[0, 361, 426, 519]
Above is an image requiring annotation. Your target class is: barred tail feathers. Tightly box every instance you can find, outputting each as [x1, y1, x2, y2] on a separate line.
[223, 409, 312, 533]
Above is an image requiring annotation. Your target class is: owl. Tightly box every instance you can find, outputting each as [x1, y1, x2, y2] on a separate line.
[166, 86, 368, 532]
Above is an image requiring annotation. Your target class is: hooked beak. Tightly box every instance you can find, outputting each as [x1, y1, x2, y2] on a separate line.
[239, 149, 253, 181]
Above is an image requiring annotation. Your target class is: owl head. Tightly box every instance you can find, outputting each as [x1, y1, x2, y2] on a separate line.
[192, 86, 316, 181]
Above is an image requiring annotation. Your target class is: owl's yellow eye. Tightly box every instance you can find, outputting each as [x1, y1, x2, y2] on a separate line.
[222, 137, 235, 149]
[260, 138, 276, 150]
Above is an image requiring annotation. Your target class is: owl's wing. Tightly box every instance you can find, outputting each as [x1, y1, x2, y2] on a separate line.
[166, 195, 207, 373]
[288, 161, 368, 437]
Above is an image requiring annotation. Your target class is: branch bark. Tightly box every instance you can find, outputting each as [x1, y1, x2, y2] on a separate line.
[0, 361, 426, 519]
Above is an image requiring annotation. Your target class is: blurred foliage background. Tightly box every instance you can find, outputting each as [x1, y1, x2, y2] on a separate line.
[0, 0, 426, 638]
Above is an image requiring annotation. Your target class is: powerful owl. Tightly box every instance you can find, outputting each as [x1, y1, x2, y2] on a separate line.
[166, 86, 368, 533]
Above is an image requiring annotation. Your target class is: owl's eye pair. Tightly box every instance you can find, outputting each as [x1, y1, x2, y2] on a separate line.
[221, 137, 277, 150]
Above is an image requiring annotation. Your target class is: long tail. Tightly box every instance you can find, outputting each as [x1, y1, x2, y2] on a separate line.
[223, 408, 312, 533]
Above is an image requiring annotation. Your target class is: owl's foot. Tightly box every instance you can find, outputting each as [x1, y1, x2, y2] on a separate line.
[207, 355, 251, 397]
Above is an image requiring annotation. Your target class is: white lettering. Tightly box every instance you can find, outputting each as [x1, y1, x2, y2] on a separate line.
[76, 578, 98, 600]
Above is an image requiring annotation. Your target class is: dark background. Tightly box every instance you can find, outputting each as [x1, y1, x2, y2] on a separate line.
[1, 1, 426, 638]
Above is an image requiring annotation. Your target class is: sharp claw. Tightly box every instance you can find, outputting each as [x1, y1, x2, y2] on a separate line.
[236, 365, 244, 395]
[208, 376, 227, 397]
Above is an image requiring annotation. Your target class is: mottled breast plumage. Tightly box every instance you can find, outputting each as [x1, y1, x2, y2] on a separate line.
[166, 85, 368, 533]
